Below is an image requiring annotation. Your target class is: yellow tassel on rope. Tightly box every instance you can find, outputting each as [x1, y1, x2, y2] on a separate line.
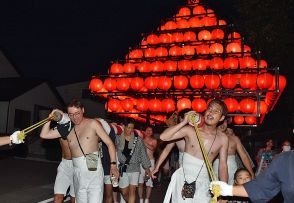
[189, 112, 220, 203]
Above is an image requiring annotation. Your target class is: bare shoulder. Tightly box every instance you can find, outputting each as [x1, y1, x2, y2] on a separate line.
[217, 130, 228, 143]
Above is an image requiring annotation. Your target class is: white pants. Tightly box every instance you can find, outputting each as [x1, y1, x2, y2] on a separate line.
[213, 155, 238, 184]
[139, 159, 155, 187]
[119, 172, 140, 188]
[54, 158, 75, 197]
[164, 153, 211, 203]
[72, 153, 104, 203]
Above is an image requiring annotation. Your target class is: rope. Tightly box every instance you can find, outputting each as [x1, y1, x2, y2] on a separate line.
[189, 112, 220, 203]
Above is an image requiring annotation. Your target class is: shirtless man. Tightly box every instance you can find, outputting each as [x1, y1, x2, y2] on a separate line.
[138, 126, 157, 203]
[160, 99, 229, 203]
[213, 119, 255, 185]
[40, 99, 119, 203]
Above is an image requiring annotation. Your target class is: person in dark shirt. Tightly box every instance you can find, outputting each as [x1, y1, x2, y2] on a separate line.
[210, 150, 294, 203]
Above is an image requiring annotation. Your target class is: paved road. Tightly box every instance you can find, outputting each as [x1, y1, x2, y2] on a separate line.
[0, 156, 168, 203]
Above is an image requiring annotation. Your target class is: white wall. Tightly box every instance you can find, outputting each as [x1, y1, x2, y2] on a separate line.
[0, 101, 9, 133]
[57, 81, 106, 119]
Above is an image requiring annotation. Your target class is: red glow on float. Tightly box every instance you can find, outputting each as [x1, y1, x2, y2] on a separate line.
[174, 75, 189, 89]
[190, 75, 205, 89]
[177, 98, 191, 111]
[89, 78, 103, 92]
[191, 98, 207, 112]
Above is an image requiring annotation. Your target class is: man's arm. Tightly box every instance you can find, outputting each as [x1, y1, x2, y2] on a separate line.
[235, 136, 255, 178]
[0, 136, 11, 146]
[218, 133, 229, 182]
[160, 117, 188, 141]
[40, 121, 61, 139]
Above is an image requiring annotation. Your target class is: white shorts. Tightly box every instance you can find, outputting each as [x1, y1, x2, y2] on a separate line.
[72, 152, 104, 203]
[118, 172, 140, 188]
[138, 159, 155, 187]
[54, 158, 75, 197]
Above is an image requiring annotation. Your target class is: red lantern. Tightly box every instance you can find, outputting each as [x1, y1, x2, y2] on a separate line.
[218, 19, 227, 25]
[253, 101, 268, 114]
[182, 46, 195, 56]
[224, 98, 239, 113]
[193, 6, 206, 15]
[108, 99, 121, 112]
[129, 49, 143, 59]
[116, 78, 130, 91]
[169, 46, 182, 56]
[164, 21, 177, 30]
[178, 7, 191, 16]
[202, 17, 217, 26]
[89, 78, 103, 92]
[174, 76, 189, 89]
[158, 76, 172, 90]
[155, 47, 168, 58]
[150, 61, 164, 72]
[256, 59, 268, 69]
[177, 19, 189, 29]
[234, 116, 244, 125]
[189, 16, 203, 27]
[198, 30, 211, 40]
[123, 63, 136, 73]
[172, 32, 184, 43]
[209, 43, 224, 54]
[161, 99, 176, 112]
[196, 44, 210, 55]
[245, 116, 256, 125]
[240, 74, 257, 89]
[144, 48, 156, 58]
[240, 57, 256, 69]
[269, 75, 287, 91]
[228, 32, 241, 40]
[104, 78, 117, 91]
[149, 99, 162, 112]
[210, 57, 223, 70]
[121, 99, 134, 111]
[164, 60, 177, 71]
[190, 75, 205, 89]
[192, 98, 207, 112]
[224, 57, 239, 69]
[159, 33, 172, 44]
[257, 73, 273, 89]
[145, 77, 158, 90]
[130, 77, 144, 91]
[183, 31, 197, 41]
[177, 98, 191, 111]
[205, 75, 220, 89]
[137, 61, 150, 73]
[110, 63, 123, 74]
[240, 98, 255, 113]
[178, 60, 192, 71]
[191, 59, 207, 70]
[221, 74, 238, 89]
[211, 29, 224, 40]
[146, 34, 159, 45]
[226, 42, 241, 53]
[136, 98, 149, 111]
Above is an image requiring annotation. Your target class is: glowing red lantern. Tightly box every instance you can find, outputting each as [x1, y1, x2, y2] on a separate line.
[145, 77, 158, 90]
[110, 63, 123, 74]
[202, 17, 217, 26]
[150, 61, 164, 72]
[123, 63, 136, 73]
[161, 99, 176, 112]
[149, 99, 162, 112]
[137, 61, 150, 72]
[193, 6, 206, 15]
[169, 46, 182, 56]
[183, 31, 197, 42]
[245, 116, 256, 125]
[224, 98, 239, 113]
[253, 101, 268, 114]
[121, 99, 134, 111]
[209, 43, 224, 54]
[210, 57, 223, 70]
[191, 59, 207, 70]
[178, 60, 192, 71]
[174, 76, 189, 89]
[155, 47, 168, 58]
[221, 74, 238, 89]
[164, 60, 177, 71]
[164, 21, 177, 30]
[177, 19, 189, 29]
[234, 116, 244, 125]
[159, 33, 172, 44]
[178, 7, 191, 16]
[240, 74, 257, 89]
[224, 57, 239, 69]
[108, 99, 121, 112]
[190, 75, 205, 89]
[182, 46, 195, 56]
[240, 98, 255, 113]
[89, 78, 103, 92]
[198, 30, 211, 40]
[196, 44, 210, 55]
[256, 60, 268, 69]
[240, 57, 256, 69]
[218, 19, 227, 25]
[172, 32, 184, 43]
[144, 48, 156, 58]
[130, 77, 144, 91]
[136, 98, 149, 111]
[177, 98, 191, 111]
[146, 34, 159, 45]
[205, 75, 220, 89]
[104, 78, 117, 91]
[158, 76, 172, 90]
[189, 17, 203, 27]
[228, 32, 241, 40]
[129, 49, 143, 59]
[192, 98, 207, 112]
[116, 78, 130, 91]
[211, 29, 224, 40]
[226, 42, 241, 53]
[269, 75, 287, 91]
[257, 73, 273, 89]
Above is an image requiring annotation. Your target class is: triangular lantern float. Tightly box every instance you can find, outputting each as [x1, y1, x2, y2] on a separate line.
[89, 0, 286, 126]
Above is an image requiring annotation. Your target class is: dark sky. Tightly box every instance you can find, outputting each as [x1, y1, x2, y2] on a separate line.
[0, 0, 185, 85]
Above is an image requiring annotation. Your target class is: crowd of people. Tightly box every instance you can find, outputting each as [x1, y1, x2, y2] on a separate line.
[1, 98, 293, 203]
